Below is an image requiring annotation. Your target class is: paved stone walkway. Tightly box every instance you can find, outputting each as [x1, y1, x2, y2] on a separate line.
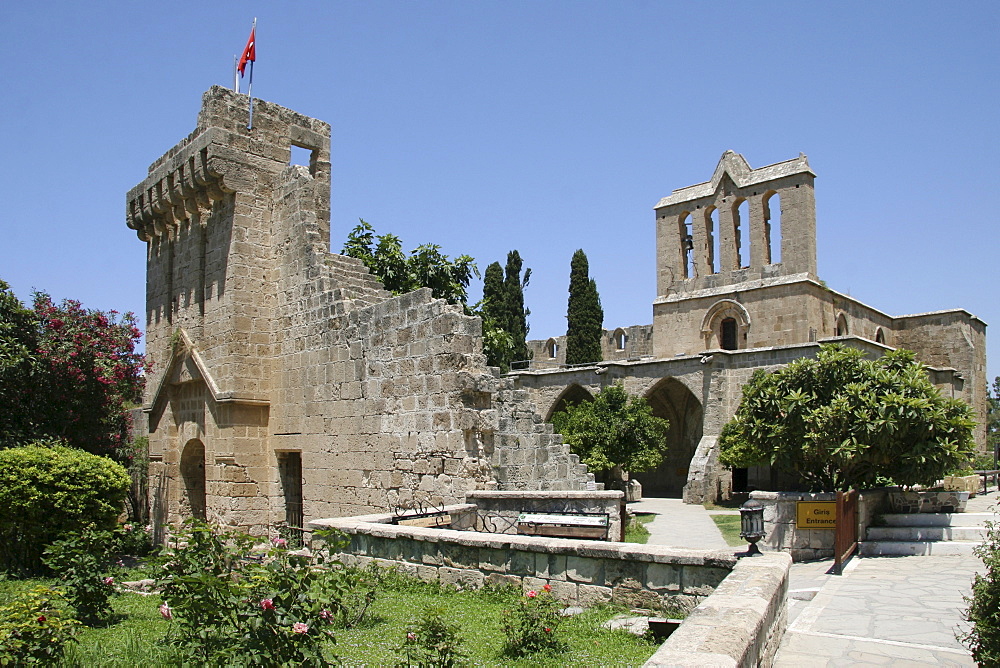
[627, 497, 731, 550]
[634, 492, 996, 666]
[775, 554, 981, 666]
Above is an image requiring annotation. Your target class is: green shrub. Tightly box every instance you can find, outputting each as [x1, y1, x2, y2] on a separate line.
[41, 528, 118, 625]
[397, 606, 468, 667]
[158, 521, 384, 667]
[500, 584, 566, 657]
[961, 511, 1000, 665]
[0, 444, 130, 575]
[0, 585, 80, 665]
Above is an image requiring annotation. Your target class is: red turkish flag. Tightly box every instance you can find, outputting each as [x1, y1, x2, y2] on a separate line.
[238, 27, 256, 77]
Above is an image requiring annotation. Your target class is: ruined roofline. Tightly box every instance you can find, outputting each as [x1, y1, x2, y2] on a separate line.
[654, 150, 815, 209]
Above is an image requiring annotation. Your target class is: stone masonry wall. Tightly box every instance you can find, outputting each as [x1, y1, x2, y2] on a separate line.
[131, 87, 593, 534]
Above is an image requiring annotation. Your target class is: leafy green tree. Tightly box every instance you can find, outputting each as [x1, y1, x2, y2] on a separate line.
[719, 344, 977, 491]
[551, 384, 670, 481]
[0, 281, 146, 458]
[342, 220, 476, 306]
[564, 250, 603, 365]
[0, 280, 38, 445]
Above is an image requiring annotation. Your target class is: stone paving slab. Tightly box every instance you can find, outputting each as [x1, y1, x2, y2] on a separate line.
[774, 554, 982, 666]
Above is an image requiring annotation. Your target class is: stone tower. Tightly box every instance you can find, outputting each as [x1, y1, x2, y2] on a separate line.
[127, 87, 593, 533]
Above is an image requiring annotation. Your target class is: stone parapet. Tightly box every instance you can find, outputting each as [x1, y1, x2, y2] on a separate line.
[643, 553, 791, 668]
[310, 509, 735, 613]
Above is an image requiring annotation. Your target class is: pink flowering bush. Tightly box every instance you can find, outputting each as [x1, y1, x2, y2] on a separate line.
[157, 520, 384, 667]
[500, 584, 566, 657]
[0, 281, 147, 459]
[398, 606, 467, 667]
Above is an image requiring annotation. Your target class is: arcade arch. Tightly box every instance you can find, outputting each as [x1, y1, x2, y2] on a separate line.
[633, 378, 703, 498]
[545, 384, 595, 421]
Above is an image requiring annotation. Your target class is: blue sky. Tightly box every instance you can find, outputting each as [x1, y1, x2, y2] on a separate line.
[1, 2, 997, 383]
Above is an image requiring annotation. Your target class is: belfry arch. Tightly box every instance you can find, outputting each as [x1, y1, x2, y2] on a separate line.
[633, 378, 703, 498]
[180, 439, 207, 521]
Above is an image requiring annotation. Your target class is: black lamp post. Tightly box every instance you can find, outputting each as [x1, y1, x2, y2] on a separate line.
[739, 499, 766, 556]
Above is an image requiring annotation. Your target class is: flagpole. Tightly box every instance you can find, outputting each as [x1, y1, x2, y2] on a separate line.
[247, 60, 254, 130]
[234, 55, 239, 92]
[246, 17, 256, 130]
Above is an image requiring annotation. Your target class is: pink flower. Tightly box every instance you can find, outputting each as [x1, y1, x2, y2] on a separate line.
[260, 598, 276, 611]
[526, 590, 537, 598]
[292, 622, 309, 634]
[104, 576, 114, 586]
[407, 632, 417, 641]
[159, 604, 172, 620]
[272, 537, 288, 548]
[123, 523, 133, 532]
[542, 583, 552, 593]
[319, 609, 333, 621]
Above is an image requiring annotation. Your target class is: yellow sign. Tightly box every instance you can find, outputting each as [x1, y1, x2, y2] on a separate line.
[796, 501, 837, 529]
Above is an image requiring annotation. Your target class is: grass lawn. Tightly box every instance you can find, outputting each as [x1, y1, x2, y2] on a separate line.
[624, 512, 656, 544]
[709, 514, 746, 547]
[1, 568, 660, 667]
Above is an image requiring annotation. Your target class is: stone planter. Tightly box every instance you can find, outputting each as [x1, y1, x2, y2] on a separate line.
[887, 490, 969, 514]
[943, 474, 979, 497]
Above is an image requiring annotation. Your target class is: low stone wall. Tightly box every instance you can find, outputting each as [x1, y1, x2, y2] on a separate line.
[887, 490, 970, 513]
[750, 489, 891, 561]
[310, 506, 734, 612]
[643, 553, 791, 668]
[465, 490, 626, 541]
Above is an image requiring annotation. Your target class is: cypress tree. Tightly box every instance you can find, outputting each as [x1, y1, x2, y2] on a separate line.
[481, 261, 510, 370]
[565, 249, 604, 365]
[503, 251, 531, 366]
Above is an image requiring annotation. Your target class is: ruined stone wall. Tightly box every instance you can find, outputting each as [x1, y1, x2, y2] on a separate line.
[525, 323, 654, 369]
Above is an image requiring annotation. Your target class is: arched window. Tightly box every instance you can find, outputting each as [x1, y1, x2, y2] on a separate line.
[875, 327, 886, 344]
[836, 314, 849, 337]
[701, 299, 751, 351]
[763, 191, 781, 264]
[614, 329, 628, 351]
[546, 338, 559, 359]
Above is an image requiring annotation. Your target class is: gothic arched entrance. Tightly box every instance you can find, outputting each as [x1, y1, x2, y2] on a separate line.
[180, 439, 207, 521]
[633, 378, 703, 498]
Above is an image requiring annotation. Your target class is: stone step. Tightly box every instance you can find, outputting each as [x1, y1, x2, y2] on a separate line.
[866, 526, 986, 542]
[858, 540, 981, 557]
[880, 512, 993, 527]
